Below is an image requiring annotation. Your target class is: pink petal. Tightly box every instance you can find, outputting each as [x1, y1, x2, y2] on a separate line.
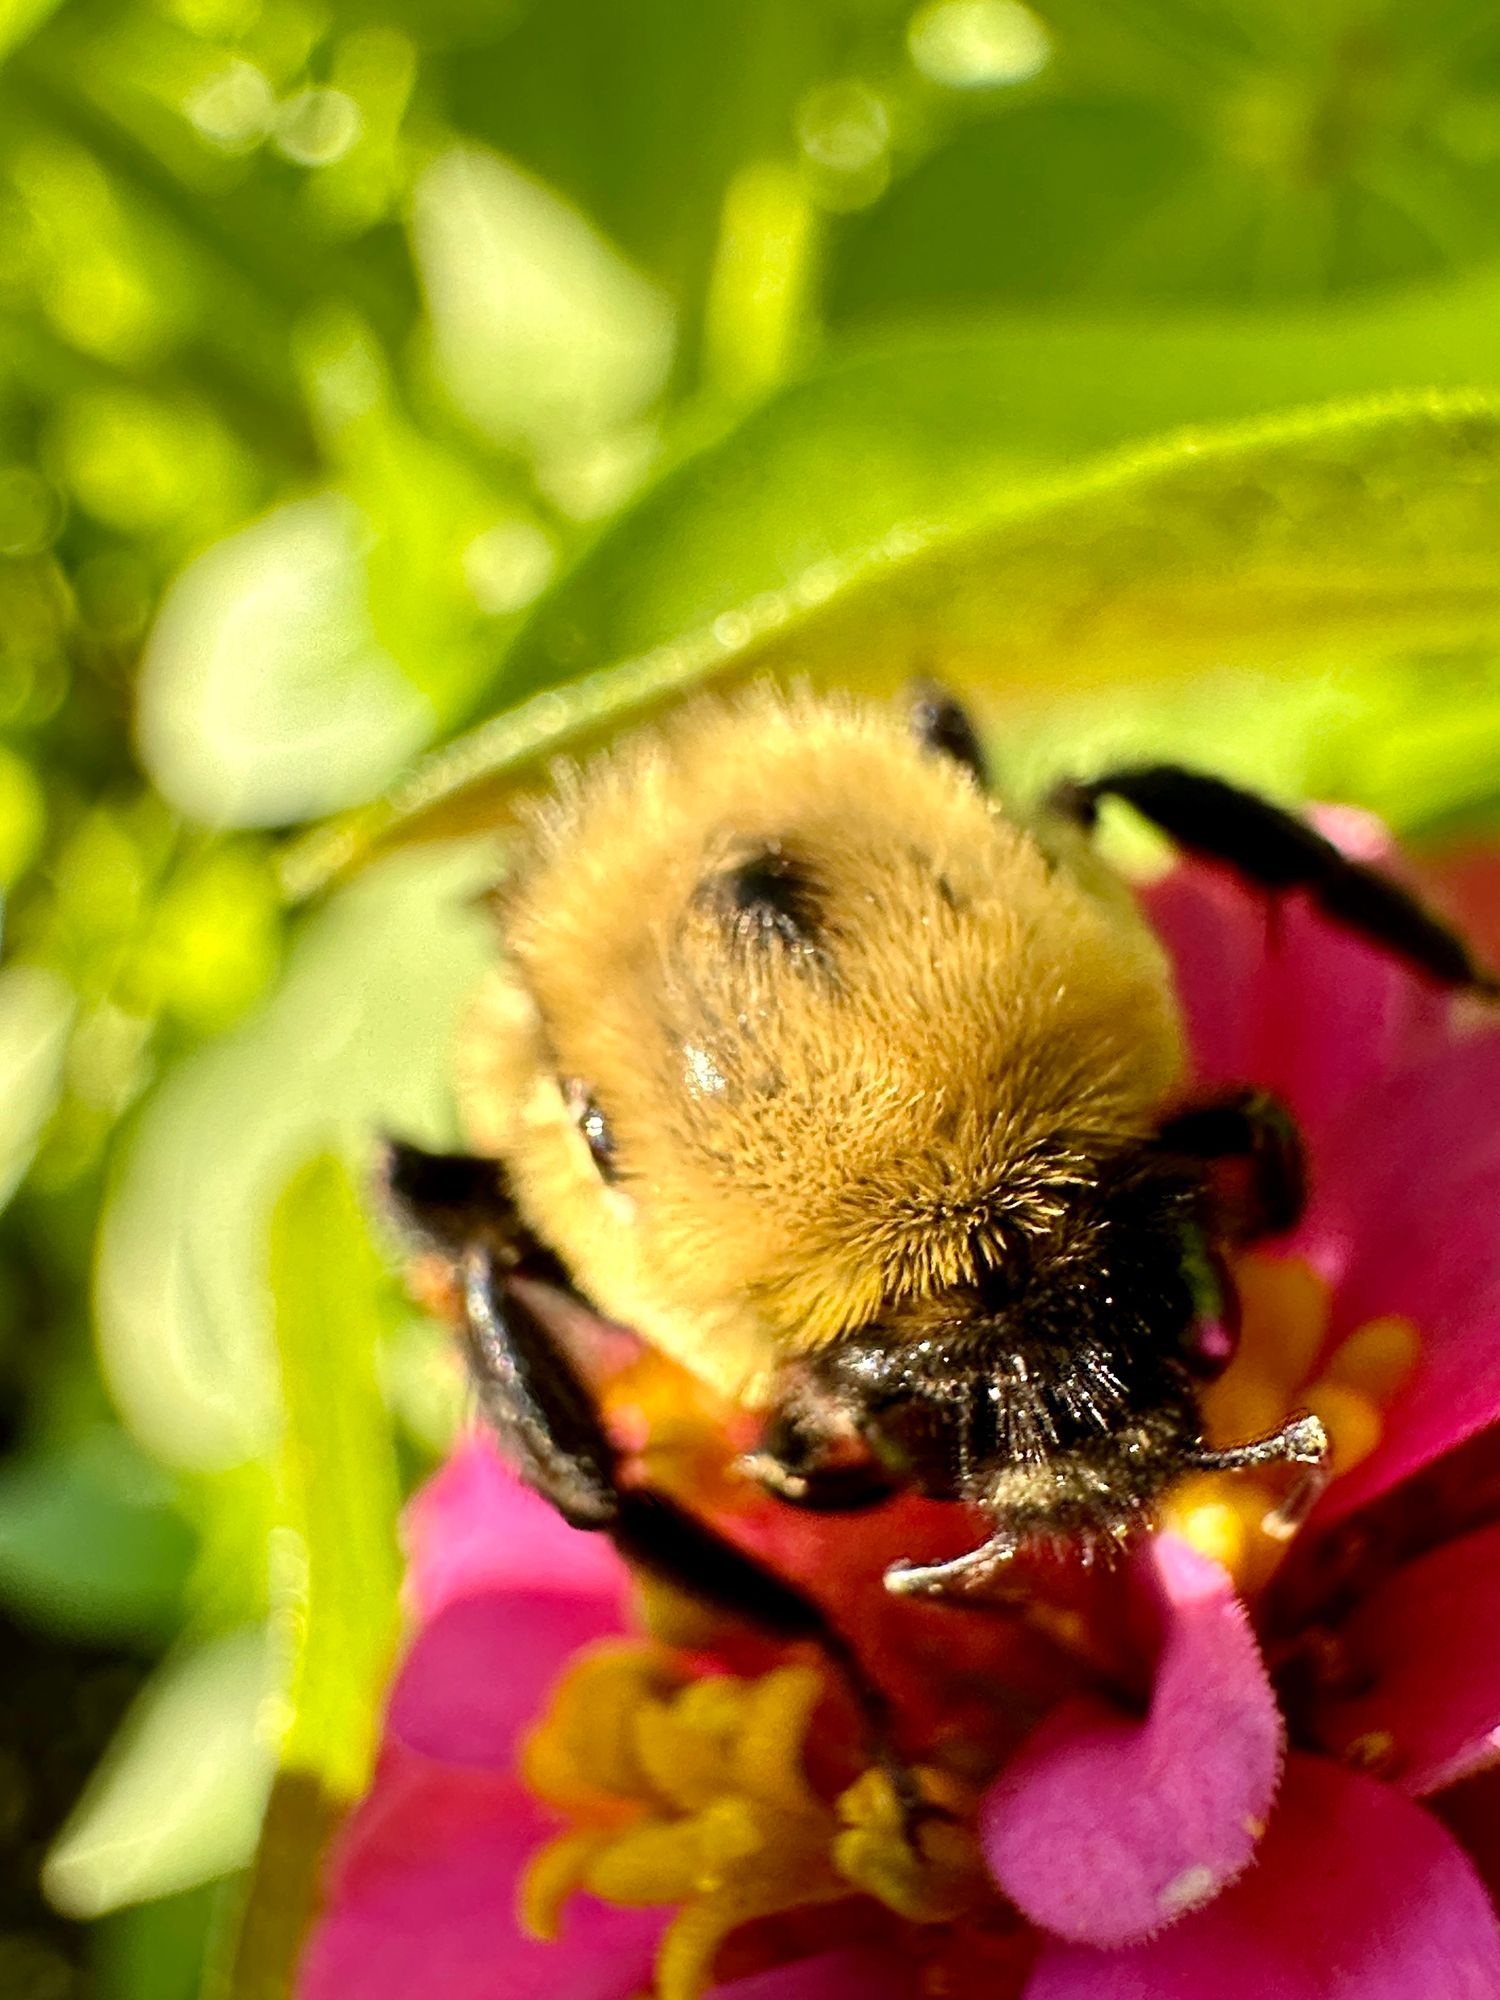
[298, 1743, 663, 2000]
[1143, 812, 1450, 1147]
[981, 1535, 1282, 1946]
[1302, 1029, 1500, 1520]
[1022, 1756, 1500, 2000]
[387, 1587, 625, 1770]
[1249, 890, 1451, 1149]
[387, 1443, 631, 1770]
[1142, 867, 1266, 1095]
[404, 1437, 627, 1623]
[1432, 1766, 1500, 1906]
[1314, 1520, 1500, 1795]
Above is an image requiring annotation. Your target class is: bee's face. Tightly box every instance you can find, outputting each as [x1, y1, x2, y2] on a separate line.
[458, 692, 1186, 1406]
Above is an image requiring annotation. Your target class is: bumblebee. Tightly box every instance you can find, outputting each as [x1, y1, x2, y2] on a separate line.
[384, 684, 1494, 1646]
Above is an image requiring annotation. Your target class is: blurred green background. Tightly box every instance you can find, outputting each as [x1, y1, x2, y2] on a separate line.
[8, 0, 1500, 1992]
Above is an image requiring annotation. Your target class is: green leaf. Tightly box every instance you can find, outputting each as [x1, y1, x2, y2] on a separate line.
[490, 277, 1500, 691]
[0, 962, 72, 1209]
[0, 1427, 194, 1643]
[265, 1153, 401, 1801]
[43, 1627, 275, 1919]
[209, 1154, 403, 2000]
[715, 390, 1500, 696]
[137, 495, 432, 830]
[0, 0, 64, 67]
[93, 1882, 225, 2000]
[410, 145, 675, 459]
[96, 840, 494, 1471]
[285, 389, 1500, 885]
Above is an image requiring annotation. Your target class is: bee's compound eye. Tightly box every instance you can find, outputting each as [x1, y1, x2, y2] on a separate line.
[563, 1079, 618, 1183]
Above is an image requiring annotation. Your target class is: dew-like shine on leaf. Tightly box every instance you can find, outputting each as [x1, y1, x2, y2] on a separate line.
[286, 391, 1500, 893]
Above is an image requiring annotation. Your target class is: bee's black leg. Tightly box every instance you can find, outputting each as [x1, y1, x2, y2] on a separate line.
[459, 1256, 622, 1529]
[908, 678, 988, 789]
[1050, 764, 1499, 995]
[457, 1252, 923, 1822]
[379, 1137, 543, 1266]
[372, 1143, 917, 1807]
[1157, 1086, 1306, 1241]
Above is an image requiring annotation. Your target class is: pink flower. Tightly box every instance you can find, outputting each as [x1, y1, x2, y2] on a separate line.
[299, 816, 1500, 2000]
[297, 1445, 921, 2000]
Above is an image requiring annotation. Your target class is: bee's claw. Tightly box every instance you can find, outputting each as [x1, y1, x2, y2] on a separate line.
[883, 1534, 1018, 1602]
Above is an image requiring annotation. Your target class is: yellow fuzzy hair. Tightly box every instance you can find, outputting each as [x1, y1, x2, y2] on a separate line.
[457, 689, 1186, 1407]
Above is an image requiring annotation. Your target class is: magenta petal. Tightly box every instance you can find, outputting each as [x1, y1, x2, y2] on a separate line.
[298, 1744, 663, 2000]
[1143, 812, 1450, 1148]
[385, 1444, 629, 1772]
[387, 1586, 625, 1770]
[1142, 867, 1267, 1095]
[981, 1535, 1282, 1946]
[1022, 1755, 1500, 2000]
[404, 1437, 626, 1622]
[1306, 1029, 1500, 1520]
[1315, 1520, 1500, 1795]
[1248, 893, 1452, 1148]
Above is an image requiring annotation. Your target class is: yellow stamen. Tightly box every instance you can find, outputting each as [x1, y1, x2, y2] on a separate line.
[654, 1877, 849, 2000]
[1169, 1256, 1423, 1594]
[632, 1676, 750, 1813]
[1299, 1380, 1382, 1478]
[518, 1650, 987, 2000]
[520, 1640, 682, 1809]
[730, 1659, 829, 1817]
[833, 1769, 985, 1923]
[1321, 1315, 1420, 1404]
[1199, 1364, 1294, 1455]
[1233, 1253, 1331, 1387]
[520, 1826, 620, 1941]
[1160, 1475, 1283, 1596]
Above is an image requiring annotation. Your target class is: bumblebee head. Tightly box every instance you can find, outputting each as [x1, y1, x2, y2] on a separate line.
[458, 691, 1186, 1405]
[760, 1144, 1328, 1577]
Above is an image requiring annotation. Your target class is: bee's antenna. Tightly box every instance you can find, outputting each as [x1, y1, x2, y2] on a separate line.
[1187, 1412, 1331, 1541]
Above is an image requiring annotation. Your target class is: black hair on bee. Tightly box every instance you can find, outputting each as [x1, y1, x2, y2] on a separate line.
[385, 684, 1494, 1617]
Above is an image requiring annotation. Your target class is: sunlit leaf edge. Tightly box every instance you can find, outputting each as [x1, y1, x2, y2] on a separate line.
[281, 386, 1500, 898]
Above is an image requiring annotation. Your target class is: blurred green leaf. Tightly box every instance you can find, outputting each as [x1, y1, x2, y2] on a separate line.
[137, 496, 433, 828]
[0, 961, 71, 1207]
[0, 0, 65, 67]
[265, 1153, 400, 1800]
[43, 1627, 274, 1919]
[0, 1427, 194, 1642]
[97, 840, 494, 1469]
[94, 1883, 224, 2000]
[297, 305, 545, 727]
[831, 6, 1500, 317]
[411, 145, 676, 461]
[289, 389, 1500, 879]
[215, 1154, 401, 2000]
